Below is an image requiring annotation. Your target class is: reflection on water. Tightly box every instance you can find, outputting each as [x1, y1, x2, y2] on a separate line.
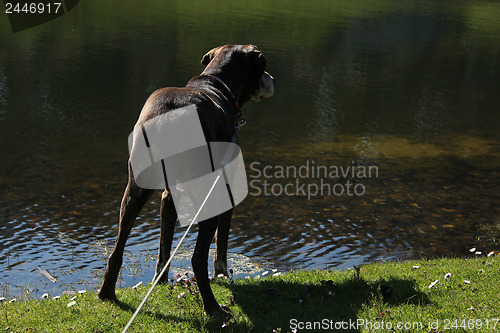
[240, 134, 499, 269]
[1, 0, 499, 298]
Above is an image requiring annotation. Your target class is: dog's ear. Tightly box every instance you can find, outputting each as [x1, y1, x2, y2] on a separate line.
[201, 46, 223, 66]
[256, 52, 266, 69]
[248, 49, 266, 72]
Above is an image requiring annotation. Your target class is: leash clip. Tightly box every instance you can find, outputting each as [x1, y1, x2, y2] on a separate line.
[237, 118, 247, 128]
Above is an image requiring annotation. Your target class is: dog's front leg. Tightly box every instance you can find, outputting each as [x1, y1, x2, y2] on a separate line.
[214, 209, 232, 277]
[153, 190, 177, 283]
[192, 216, 231, 318]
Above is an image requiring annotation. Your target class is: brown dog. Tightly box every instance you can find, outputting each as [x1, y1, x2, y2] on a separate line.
[98, 45, 274, 317]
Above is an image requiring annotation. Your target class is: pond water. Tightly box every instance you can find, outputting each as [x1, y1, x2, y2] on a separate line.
[1, 0, 499, 298]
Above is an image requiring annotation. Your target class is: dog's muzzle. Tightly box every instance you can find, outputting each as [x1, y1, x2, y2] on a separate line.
[252, 71, 275, 101]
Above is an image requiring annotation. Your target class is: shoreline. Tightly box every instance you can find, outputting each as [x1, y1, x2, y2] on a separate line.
[1, 256, 498, 332]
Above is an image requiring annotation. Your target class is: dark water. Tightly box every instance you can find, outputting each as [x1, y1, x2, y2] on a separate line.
[1, 0, 499, 298]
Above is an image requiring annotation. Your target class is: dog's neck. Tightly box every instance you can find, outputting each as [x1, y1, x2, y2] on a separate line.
[199, 74, 242, 120]
[205, 74, 239, 108]
[201, 65, 251, 107]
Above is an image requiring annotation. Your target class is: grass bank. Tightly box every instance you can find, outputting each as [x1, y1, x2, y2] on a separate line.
[1, 257, 498, 332]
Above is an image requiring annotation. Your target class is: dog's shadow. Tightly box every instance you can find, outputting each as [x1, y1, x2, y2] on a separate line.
[219, 273, 431, 332]
[113, 298, 209, 330]
[112, 273, 430, 332]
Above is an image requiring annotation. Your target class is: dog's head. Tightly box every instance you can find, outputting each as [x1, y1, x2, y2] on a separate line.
[201, 45, 274, 105]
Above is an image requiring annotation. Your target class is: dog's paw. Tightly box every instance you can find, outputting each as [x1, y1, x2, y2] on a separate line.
[207, 303, 232, 319]
[97, 289, 117, 302]
[214, 261, 228, 278]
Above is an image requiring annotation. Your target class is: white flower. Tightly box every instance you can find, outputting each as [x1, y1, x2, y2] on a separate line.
[463, 280, 471, 284]
[41, 293, 49, 299]
[444, 273, 451, 279]
[67, 301, 77, 308]
[428, 280, 439, 288]
[469, 247, 476, 253]
[77, 290, 86, 294]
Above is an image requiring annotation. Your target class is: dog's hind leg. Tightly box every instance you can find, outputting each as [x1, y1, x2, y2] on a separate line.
[98, 162, 153, 301]
[152, 189, 177, 284]
[192, 216, 231, 318]
[214, 209, 232, 277]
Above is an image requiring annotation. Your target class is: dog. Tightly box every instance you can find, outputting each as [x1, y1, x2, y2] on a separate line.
[98, 45, 274, 317]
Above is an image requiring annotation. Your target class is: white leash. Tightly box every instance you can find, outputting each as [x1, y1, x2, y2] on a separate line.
[122, 126, 241, 332]
[122, 171, 222, 333]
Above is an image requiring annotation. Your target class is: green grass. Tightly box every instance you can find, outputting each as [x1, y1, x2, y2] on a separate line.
[1, 257, 498, 332]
